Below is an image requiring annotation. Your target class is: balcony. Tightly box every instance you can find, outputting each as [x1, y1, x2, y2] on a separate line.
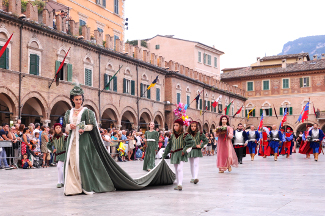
[316, 111, 325, 120]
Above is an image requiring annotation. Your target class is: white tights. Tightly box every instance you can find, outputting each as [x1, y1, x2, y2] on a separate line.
[189, 157, 199, 179]
[173, 161, 184, 186]
[57, 161, 64, 184]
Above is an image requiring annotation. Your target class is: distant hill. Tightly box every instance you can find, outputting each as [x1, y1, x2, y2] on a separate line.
[278, 35, 325, 59]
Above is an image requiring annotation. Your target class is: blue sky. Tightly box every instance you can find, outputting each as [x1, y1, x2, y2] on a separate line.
[124, 0, 325, 70]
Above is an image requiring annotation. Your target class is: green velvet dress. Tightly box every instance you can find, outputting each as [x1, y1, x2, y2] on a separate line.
[63, 107, 175, 196]
[188, 132, 209, 158]
[47, 135, 67, 162]
[163, 133, 194, 164]
[143, 130, 159, 171]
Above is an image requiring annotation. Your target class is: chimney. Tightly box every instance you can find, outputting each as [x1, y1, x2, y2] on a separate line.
[257, 57, 260, 66]
[298, 56, 303, 64]
[282, 59, 286, 68]
[313, 54, 317, 60]
[322, 54, 325, 59]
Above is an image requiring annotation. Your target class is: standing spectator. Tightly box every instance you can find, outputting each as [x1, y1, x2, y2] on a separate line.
[121, 130, 129, 160]
[206, 133, 212, 156]
[40, 126, 49, 168]
[21, 127, 31, 157]
[102, 129, 112, 154]
[33, 123, 40, 136]
[111, 132, 118, 161]
[9, 127, 19, 168]
[158, 131, 164, 149]
[164, 132, 170, 147]
[127, 131, 135, 161]
[0, 135, 11, 170]
[29, 123, 35, 130]
[0, 123, 13, 166]
[18, 124, 25, 137]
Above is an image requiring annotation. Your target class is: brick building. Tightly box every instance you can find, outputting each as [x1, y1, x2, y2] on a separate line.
[0, 1, 246, 132]
[221, 53, 325, 133]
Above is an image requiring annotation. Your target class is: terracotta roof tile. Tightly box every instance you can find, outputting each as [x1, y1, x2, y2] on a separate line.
[260, 53, 309, 61]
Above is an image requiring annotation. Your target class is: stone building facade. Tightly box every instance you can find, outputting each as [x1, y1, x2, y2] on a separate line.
[0, 1, 246, 132]
[221, 53, 325, 133]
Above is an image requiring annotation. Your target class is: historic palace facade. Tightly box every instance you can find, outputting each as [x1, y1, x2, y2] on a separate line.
[0, 1, 246, 132]
[221, 53, 325, 132]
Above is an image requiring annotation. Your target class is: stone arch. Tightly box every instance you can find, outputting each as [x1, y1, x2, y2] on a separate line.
[153, 111, 164, 129]
[262, 101, 271, 107]
[124, 67, 131, 75]
[27, 38, 43, 50]
[21, 91, 48, 117]
[281, 100, 291, 106]
[0, 27, 10, 40]
[320, 123, 325, 133]
[57, 46, 71, 58]
[106, 62, 114, 71]
[281, 122, 295, 131]
[0, 86, 19, 117]
[195, 119, 203, 132]
[101, 104, 119, 129]
[176, 83, 181, 90]
[84, 99, 99, 120]
[83, 54, 94, 65]
[21, 92, 48, 125]
[120, 106, 137, 130]
[203, 121, 209, 133]
[141, 73, 148, 81]
[295, 122, 314, 133]
[50, 100, 71, 126]
[49, 95, 71, 111]
[139, 108, 153, 130]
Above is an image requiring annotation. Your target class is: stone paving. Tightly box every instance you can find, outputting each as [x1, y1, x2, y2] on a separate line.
[1, 152, 325, 216]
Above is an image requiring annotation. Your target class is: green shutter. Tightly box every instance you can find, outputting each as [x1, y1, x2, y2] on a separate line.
[300, 78, 303, 87]
[123, 78, 126, 93]
[214, 105, 216, 112]
[306, 77, 309, 87]
[67, 64, 72, 81]
[131, 80, 135, 95]
[147, 87, 151, 99]
[30, 54, 36, 75]
[5, 48, 9, 69]
[104, 74, 108, 90]
[253, 109, 255, 117]
[177, 93, 181, 104]
[269, 108, 272, 116]
[140, 83, 143, 97]
[208, 101, 210, 110]
[200, 99, 202, 110]
[113, 76, 117, 92]
[0, 47, 5, 69]
[36, 55, 39, 75]
[55, 60, 60, 75]
[203, 54, 206, 64]
[289, 107, 292, 115]
[280, 108, 283, 115]
[156, 88, 160, 101]
[260, 109, 263, 116]
[204, 100, 206, 110]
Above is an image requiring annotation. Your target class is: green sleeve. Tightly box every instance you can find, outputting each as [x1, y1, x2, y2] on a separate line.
[182, 134, 195, 153]
[145, 131, 148, 140]
[162, 136, 172, 159]
[200, 133, 209, 148]
[87, 109, 97, 126]
[47, 140, 54, 153]
[64, 110, 70, 125]
[155, 131, 159, 150]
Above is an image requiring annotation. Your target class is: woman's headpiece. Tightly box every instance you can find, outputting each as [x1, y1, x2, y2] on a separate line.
[70, 85, 84, 96]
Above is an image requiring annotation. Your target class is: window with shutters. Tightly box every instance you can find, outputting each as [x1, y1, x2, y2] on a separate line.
[207, 55, 211, 66]
[303, 77, 309, 87]
[247, 81, 254, 91]
[263, 80, 269, 90]
[0, 46, 9, 69]
[262, 108, 272, 116]
[156, 88, 160, 102]
[203, 54, 206, 64]
[214, 57, 218, 68]
[155, 45, 160, 49]
[114, 35, 119, 50]
[123, 78, 131, 94]
[114, 0, 119, 14]
[218, 104, 222, 114]
[141, 83, 150, 98]
[29, 54, 39, 75]
[104, 74, 114, 90]
[282, 78, 289, 89]
[198, 51, 201, 63]
[85, 68, 92, 86]
[55, 61, 72, 82]
[187, 95, 190, 108]
[177, 93, 181, 104]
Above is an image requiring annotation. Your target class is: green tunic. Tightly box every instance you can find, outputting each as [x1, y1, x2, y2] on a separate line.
[47, 135, 67, 162]
[188, 132, 209, 158]
[163, 133, 194, 164]
[143, 130, 159, 171]
[63, 107, 175, 193]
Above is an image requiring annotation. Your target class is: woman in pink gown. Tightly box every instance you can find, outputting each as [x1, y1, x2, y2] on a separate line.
[216, 115, 238, 173]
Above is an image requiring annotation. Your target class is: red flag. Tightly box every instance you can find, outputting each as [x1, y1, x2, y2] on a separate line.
[233, 106, 243, 118]
[301, 102, 309, 123]
[55, 47, 71, 84]
[313, 105, 316, 116]
[212, 95, 222, 108]
[258, 113, 264, 130]
[0, 33, 13, 59]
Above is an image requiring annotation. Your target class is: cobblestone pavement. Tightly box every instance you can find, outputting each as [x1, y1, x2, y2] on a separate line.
[1, 152, 324, 216]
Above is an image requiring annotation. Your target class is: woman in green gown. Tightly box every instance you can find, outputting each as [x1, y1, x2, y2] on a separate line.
[143, 122, 159, 171]
[63, 85, 175, 196]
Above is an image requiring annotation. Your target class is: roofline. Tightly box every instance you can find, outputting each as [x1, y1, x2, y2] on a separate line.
[260, 53, 310, 61]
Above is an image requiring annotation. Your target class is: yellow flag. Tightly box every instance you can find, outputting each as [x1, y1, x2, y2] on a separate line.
[247, 107, 255, 120]
[200, 110, 203, 115]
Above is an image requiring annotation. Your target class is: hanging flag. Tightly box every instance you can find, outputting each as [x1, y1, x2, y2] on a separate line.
[200, 110, 203, 115]
[247, 107, 255, 120]
[147, 76, 159, 90]
[279, 108, 288, 130]
[233, 106, 243, 118]
[296, 104, 306, 124]
[55, 47, 71, 86]
[104, 65, 123, 90]
[0, 33, 13, 59]
[258, 113, 264, 130]
[224, 100, 234, 115]
[212, 95, 222, 108]
[193, 90, 203, 107]
[273, 105, 278, 119]
[301, 102, 310, 123]
[313, 104, 317, 116]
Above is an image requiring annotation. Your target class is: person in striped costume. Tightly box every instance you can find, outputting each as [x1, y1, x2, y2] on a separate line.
[187, 121, 208, 184]
[47, 123, 67, 188]
[163, 119, 195, 191]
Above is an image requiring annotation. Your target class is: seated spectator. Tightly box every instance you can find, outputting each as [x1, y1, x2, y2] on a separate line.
[21, 153, 34, 169]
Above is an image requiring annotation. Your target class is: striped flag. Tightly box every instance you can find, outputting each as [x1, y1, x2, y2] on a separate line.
[0, 33, 13, 59]
[147, 76, 159, 90]
[258, 113, 264, 130]
[247, 107, 255, 120]
[224, 100, 233, 115]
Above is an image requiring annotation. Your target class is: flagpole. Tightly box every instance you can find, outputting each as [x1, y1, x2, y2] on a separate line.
[100, 65, 123, 93]
[48, 47, 71, 88]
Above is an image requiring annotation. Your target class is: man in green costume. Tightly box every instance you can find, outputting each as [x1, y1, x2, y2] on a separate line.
[162, 119, 195, 191]
[63, 85, 175, 195]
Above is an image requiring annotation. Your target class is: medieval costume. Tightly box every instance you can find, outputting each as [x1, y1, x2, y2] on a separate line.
[143, 130, 159, 171]
[47, 123, 67, 188]
[308, 127, 324, 161]
[233, 128, 248, 164]
[216, 115, 238, 173]
[299, 128, 313, 158]
[188, 122, 209, 184]
[280, 130, 293, 158]
[268, 129, 283, 161]
[63, 85, 175, 196]
[258, 127, 271, 158]
[163, 119, 194, 190]
[246, 129, 260, 161]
